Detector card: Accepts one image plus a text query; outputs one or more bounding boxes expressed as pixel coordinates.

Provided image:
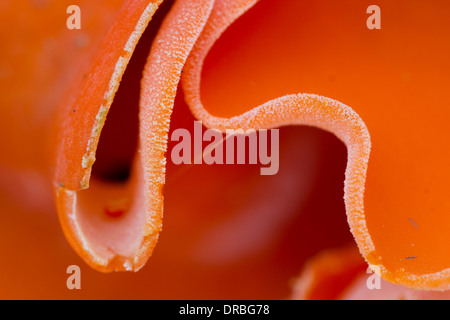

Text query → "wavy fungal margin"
[52,0,450,291]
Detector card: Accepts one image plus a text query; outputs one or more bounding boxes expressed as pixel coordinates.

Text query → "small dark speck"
[29,0,50,9]
[73,109,76,113]
[408,218,418,228]
[405,256,417,260]
[58,181,65,187]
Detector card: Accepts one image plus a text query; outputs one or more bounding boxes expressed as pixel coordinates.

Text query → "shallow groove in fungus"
[92,0,174,184]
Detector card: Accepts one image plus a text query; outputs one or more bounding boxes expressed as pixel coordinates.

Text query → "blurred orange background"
[0,0,449,299]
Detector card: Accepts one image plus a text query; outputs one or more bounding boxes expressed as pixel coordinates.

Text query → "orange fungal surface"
[1,0,450,299]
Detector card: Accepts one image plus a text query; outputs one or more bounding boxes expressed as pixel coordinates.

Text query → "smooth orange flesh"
[184,0,450,289]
